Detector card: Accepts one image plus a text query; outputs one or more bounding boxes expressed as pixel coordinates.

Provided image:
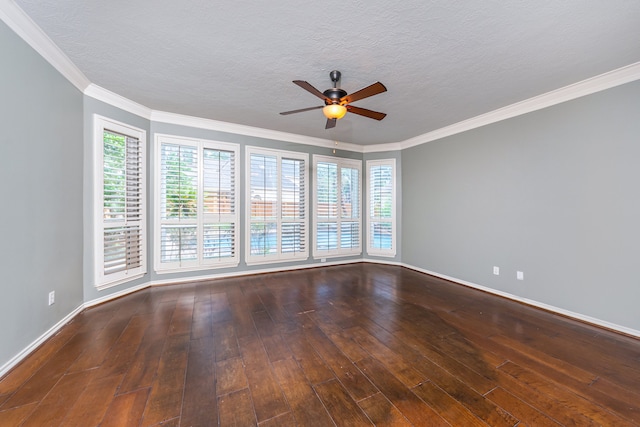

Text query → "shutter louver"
[160,143,198,264]
[282,158,305,254]
[102,130,144,279]
[203,148,236,261]
[367,161,395,255]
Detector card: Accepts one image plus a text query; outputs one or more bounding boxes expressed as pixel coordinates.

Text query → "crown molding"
[5,0,639,153]
[84,84,153,120]
[0,0,90,92]
[400,61,640,150]
[150,110,365,153]
[362,142,402,153]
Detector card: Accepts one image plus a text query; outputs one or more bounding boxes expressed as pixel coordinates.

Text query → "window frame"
[366,158,396,257]
[93,115,147,289]
[312,155,362,259]
[154,134,240,273]
[245,146,309,266]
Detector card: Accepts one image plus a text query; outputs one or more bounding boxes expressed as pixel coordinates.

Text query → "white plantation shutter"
[95,116,146,288]
[281,158,306,254]
[202,147,236,261]
[156,136,239,272]
[340,167,360,250]
[313,156,362,258]
[159,143,198,265]
[367,159,396,256]
[246,147,308,265]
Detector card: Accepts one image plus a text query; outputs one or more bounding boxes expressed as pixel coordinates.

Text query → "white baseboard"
[84,282,151,308]
[3,259,637,379]
[1,282,151,379]
[150,258,363,287]
[0,304,84,378]
[399,262,640,339]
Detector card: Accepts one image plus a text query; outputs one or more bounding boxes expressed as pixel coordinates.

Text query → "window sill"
[96,272,146,291]
[155,261,240,275]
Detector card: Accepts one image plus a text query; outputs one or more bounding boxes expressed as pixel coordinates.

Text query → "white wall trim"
[0,304,84,378]
[84,281,151,309]
[3,258,638,379]
[399,61,640,150]
[87,61,640,154]
[150,258,363,287]
[400,262,640,339]
[0,281,150,378]
[150,110,364,153]
[3,0,640,153]
[85,84,152,120]
[0,0,90,92]
[362,142,403,154]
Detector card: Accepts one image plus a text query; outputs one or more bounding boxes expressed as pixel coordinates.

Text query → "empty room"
[1,1,639,425]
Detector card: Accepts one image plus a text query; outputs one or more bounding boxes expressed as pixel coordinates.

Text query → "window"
[155,135,239,272]
[246,146,308,265]
[313,155,361,258]
[367,159,396,257]
[94,116,146,289]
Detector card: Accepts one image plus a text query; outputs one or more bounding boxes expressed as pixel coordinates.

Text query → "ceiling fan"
[280,70,387,129]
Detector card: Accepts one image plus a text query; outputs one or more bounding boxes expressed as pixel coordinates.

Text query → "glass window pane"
[103,131,126,221]
[316,162,338,218]
[204,223,235,259]
[250,154,278,220]
[250,222,277,255]
[204,149,235,215]
[316,222,338,251]
[341,168,359,219]
[282,223,304,253]
[340,222,359,249]
[371,222,393,249]
[160,225,197,263]
[160,144,198,220]
[282,158,304,220]
[370,165,393,219]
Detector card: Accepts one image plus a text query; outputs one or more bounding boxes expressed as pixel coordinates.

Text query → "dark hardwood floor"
[0,263,639,426]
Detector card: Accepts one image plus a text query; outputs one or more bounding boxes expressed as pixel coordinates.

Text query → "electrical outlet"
[321,258,326,263]
[517,271,524,280]
[48,291,55,306]
[493,266,500,275]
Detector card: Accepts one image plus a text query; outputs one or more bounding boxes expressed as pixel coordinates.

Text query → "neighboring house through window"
[94,115,146,289]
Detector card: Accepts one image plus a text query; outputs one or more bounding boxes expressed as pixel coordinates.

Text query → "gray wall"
[402,80,640,331]
[0,21,84,366]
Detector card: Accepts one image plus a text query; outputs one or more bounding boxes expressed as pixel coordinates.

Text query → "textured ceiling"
[13,0,640,145]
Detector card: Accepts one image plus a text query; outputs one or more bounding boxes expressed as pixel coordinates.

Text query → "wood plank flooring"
[1,263,639,426]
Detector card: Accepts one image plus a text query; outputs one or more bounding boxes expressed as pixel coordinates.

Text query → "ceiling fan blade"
[293,80,329,101]
[341,82,387,104]
[346,105,386,121]
[325,118,337,129]
[280,105,323,115]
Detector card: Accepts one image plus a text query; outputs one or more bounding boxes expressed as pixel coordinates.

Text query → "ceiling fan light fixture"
[323,104,347,120]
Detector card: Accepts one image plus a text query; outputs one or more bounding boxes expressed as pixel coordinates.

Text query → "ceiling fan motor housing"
[323,87,348,105]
